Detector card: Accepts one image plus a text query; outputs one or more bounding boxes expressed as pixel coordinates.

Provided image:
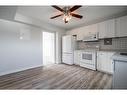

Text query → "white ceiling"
[17,6,127,30]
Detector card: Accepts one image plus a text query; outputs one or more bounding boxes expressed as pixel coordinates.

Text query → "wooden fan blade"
[52,5,64,12]
[69,5,82,12]
[71,13,83,19]
[50,14,63,19]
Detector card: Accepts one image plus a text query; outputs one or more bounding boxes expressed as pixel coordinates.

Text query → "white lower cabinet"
[97,51,115,74]
[74,50,115,74]
[74,51,81,65]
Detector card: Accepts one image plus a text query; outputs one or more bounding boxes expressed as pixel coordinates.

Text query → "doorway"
[42,31,55,65]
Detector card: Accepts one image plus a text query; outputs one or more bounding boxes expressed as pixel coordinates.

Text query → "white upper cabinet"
[66,24,98,41]
[116,15,127,37]
[66,15,127,39]
[98,19,115,38]
[77,24,98,41]
[66,27,86,41]
[76,27,86,41]
[86,24,98,35]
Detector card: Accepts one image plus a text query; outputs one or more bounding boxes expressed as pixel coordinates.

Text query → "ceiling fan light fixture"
[62,14,72,23]
[51,5,83,23]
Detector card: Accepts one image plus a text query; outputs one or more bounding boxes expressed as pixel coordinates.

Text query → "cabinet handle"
[113,61,115,71]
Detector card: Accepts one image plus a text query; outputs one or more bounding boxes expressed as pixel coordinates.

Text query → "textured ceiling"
[17,6,127,30]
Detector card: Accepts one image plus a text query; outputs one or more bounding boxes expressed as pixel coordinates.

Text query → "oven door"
[80,52,93,64]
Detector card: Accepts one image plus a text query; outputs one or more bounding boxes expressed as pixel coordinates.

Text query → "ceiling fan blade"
[69,5,82,12]
[71,13,83,19]
[52,5,64,12]
[50,14,63,19]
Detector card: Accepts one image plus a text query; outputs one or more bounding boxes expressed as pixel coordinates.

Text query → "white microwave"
[83,33,98,42]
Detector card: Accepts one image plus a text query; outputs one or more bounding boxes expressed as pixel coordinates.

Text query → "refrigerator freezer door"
[62,53,73,65]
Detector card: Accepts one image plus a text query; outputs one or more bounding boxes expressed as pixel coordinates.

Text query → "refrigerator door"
[62,35,73,53]
[62,53,73,65]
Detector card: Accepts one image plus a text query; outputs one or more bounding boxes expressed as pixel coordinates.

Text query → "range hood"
[82,33,99,42]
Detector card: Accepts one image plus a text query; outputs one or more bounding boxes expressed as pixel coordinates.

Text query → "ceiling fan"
[50,5,83,23]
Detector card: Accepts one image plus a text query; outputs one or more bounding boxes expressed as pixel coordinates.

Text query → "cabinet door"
[97,52,114,74]
[74,51,78,64]
[106,19,115,38]
[98,19,115,38]
[89,24,98,35]
[77,32,84,41]
[116,15,127,37]
[77,27,87,41]
[98,21,106,38]
[74,51,81,65]
[97,52,107,71]
[106,52,114,73]
[77,24,98,40]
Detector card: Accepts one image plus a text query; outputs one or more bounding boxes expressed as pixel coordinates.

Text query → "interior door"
[43,32,55,65]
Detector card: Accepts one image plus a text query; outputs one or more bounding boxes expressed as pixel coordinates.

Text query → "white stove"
[79,49,97,70]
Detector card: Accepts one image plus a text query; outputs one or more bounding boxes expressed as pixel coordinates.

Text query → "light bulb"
[20,36,23,40]
[66,17,70,21]
[62,13,72,23]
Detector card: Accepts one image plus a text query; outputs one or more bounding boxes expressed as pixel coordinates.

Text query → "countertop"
[111,52,127,62]
[75,49,127,52]
[75,49,98,52]
[99,49,127,52]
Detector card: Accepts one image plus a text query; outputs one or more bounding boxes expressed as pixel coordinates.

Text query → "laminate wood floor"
[0,64,112,89]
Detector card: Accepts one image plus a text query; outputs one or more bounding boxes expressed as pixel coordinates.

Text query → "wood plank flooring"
[0,64,112,89]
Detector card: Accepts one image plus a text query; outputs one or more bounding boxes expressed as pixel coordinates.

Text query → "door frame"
[42,31,56,65]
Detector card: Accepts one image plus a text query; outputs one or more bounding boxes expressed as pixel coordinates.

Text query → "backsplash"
[77,37,127,50]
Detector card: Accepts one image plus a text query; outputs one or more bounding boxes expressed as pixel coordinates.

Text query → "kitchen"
[1,0,127,94]
[0,6,127,89]
[62,15,127,89]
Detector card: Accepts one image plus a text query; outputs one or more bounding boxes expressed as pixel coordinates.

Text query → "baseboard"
[97,69,113,75]
[0,65,43,77]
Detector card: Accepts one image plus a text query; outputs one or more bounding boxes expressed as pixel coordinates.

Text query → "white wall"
[56,31,65,63]
[0,7,66,75]
[0,19,43,76]
[14,13,66,64]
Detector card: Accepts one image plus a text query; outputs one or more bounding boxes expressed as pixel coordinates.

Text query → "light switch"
[19,28,31,40]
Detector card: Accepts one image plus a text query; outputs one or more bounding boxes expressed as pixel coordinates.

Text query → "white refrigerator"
[62,35,76,65]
